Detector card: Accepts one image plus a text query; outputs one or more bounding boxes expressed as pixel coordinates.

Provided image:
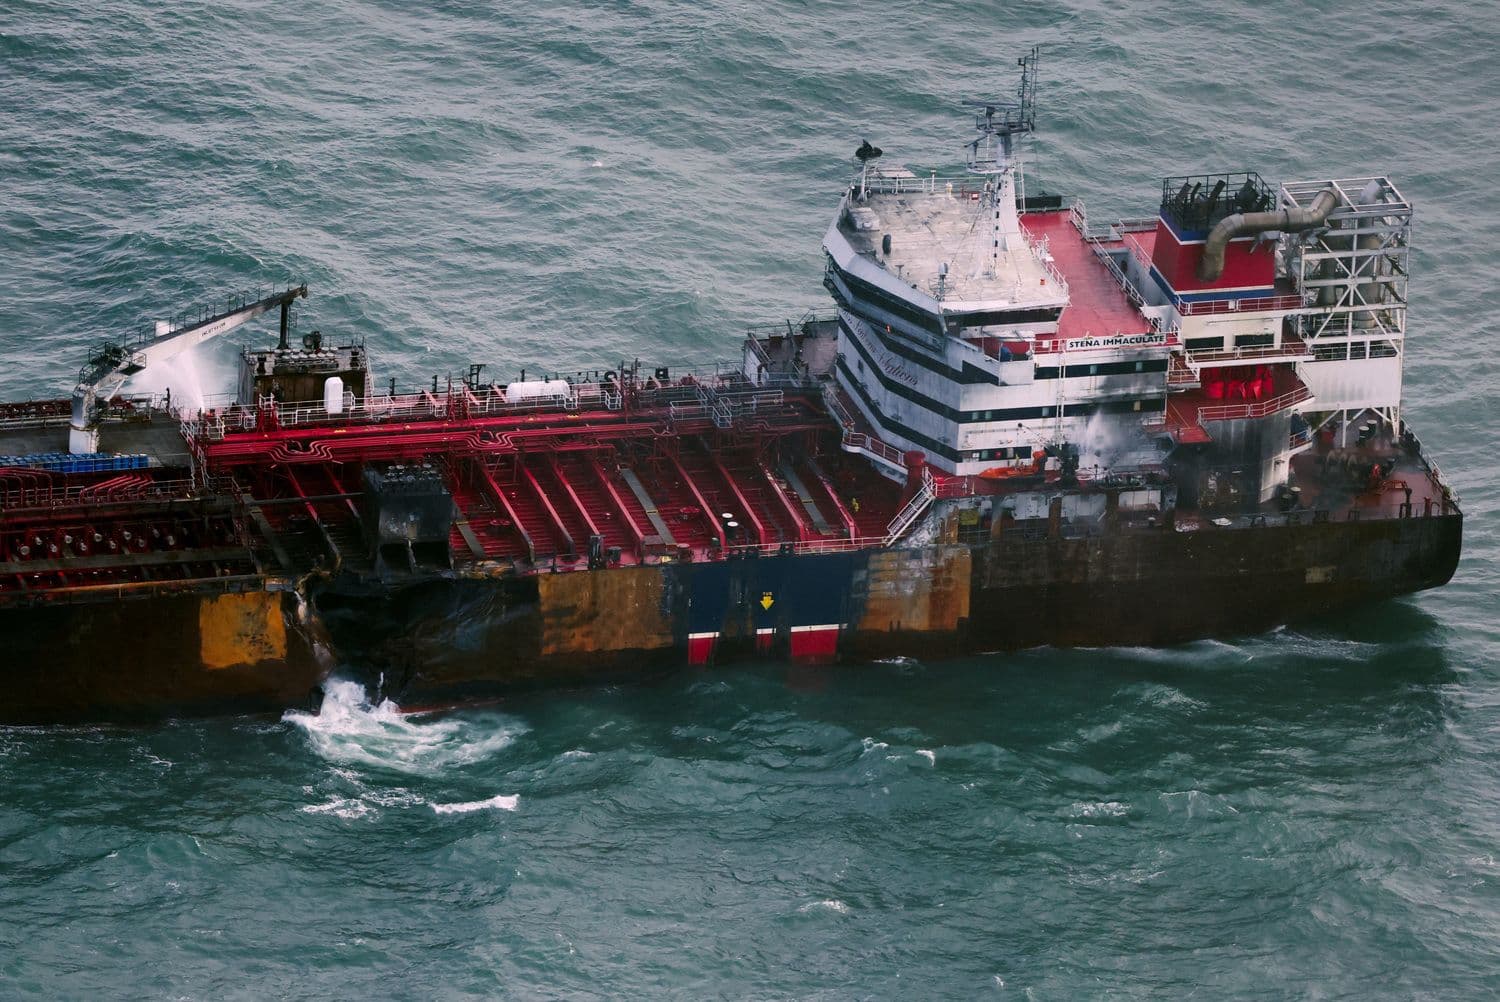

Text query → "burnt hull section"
[964,513,1462,649]
[0,588,327,724]
[0,514,1459,722]
[317,513,1461,708]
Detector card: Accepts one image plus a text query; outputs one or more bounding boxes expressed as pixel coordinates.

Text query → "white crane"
[68,284,307,453]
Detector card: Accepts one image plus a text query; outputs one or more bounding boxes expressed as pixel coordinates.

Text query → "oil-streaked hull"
[0,513,1460,723]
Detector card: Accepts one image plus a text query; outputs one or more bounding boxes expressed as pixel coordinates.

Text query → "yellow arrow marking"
[760,592,775,611]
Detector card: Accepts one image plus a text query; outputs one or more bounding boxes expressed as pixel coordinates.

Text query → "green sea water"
[2,1,1498,996]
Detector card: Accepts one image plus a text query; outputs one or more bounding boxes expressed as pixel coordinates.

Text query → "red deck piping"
[544,454,603,545]
[520,462,576,557]
[708,452,770,546]
[666,453,726,551]
[476,462,534,563]
[758,459,810,543]
[588,458,647,558]
[805,460,859,540]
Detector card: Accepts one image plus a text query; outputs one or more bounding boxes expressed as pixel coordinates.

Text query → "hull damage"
[1,587,328,724]
[0,508,1460,723]
[0,57,1466,722]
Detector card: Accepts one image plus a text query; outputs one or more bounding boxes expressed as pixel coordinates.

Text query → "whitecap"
[1068,800,1131,820]
[1124,682,1208,712]
[1159,789,1240,818]
[797,899,850,915]
[430,794,519,815]
[916,749,935,765]
[1078,720,1123,743]
[284,679,525,775]
[301,797,373,820]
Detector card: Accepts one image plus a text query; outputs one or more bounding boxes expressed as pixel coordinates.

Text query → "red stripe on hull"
[687,634,717,666]
[789,626,839,663]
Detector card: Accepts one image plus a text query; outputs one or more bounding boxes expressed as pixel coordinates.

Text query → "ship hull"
[0,587,329,724]
[319,512,1463,708]
[0,513,1460,722]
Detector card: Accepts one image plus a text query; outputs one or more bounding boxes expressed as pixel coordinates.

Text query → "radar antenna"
[851,138,885,200]
[962,45,1039,174]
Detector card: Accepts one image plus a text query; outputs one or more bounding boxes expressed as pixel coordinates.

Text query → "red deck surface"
[1020,210,1155,345]
[1163,396,1213,445]
[1289,445,1449,521]
[1123,229,1158,272]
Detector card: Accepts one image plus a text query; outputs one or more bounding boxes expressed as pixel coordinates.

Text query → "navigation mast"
[961,46,1040,257]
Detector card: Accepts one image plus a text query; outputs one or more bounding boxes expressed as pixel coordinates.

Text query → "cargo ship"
[0,51,1461,722]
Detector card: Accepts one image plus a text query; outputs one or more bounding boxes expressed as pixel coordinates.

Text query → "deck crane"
[68,284,307,453]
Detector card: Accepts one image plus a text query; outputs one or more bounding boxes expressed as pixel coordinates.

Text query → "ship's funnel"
[1197,187,1338,282]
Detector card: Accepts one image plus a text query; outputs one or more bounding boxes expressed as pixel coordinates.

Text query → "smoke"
[1076,410,1155,475]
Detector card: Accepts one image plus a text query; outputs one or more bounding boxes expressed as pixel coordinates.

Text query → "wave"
[796,899,851,915]
[284,679,526,775]
[430,794,520,815]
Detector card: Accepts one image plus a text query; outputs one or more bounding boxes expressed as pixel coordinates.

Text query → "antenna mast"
[962,45,1039,175]
[961,46,1040,259]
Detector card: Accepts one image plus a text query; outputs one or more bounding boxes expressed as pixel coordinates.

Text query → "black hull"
[0,587,329,724]
[0,513,1462,723]
[322,512,1463,707]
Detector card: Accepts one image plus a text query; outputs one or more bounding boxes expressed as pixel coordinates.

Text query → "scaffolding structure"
[1281,177,1412,436]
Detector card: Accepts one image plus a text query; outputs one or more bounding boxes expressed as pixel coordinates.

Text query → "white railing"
[1069,198,1088,235]
[862,172,985,197]
[1196,384,1314,423]
[883,466,935,544]
[0,475,197,511]
[1089,241,1145,308]
[744,333,776,375]
[1183,336,1313,367]
[1027,235,1071,296]
[724,535,890,558]
[819,382,908,477]
[189,384,585,435]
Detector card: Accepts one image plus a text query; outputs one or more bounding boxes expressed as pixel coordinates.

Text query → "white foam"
[797,899,851,915]
[284,679,525,775]
[1159,789,1240,818]
[430,794,519,815]
[1069,800,1131,820]
[302,796,373,820]
[916,749,936,765]
[1079,720,1124,743]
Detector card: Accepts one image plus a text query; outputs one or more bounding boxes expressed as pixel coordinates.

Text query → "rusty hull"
[0,585,329,723]
[317,512,1461,708]
[0,513,1462,722]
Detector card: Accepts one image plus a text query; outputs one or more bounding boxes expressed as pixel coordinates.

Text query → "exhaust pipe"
[1196,187,1339,282]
